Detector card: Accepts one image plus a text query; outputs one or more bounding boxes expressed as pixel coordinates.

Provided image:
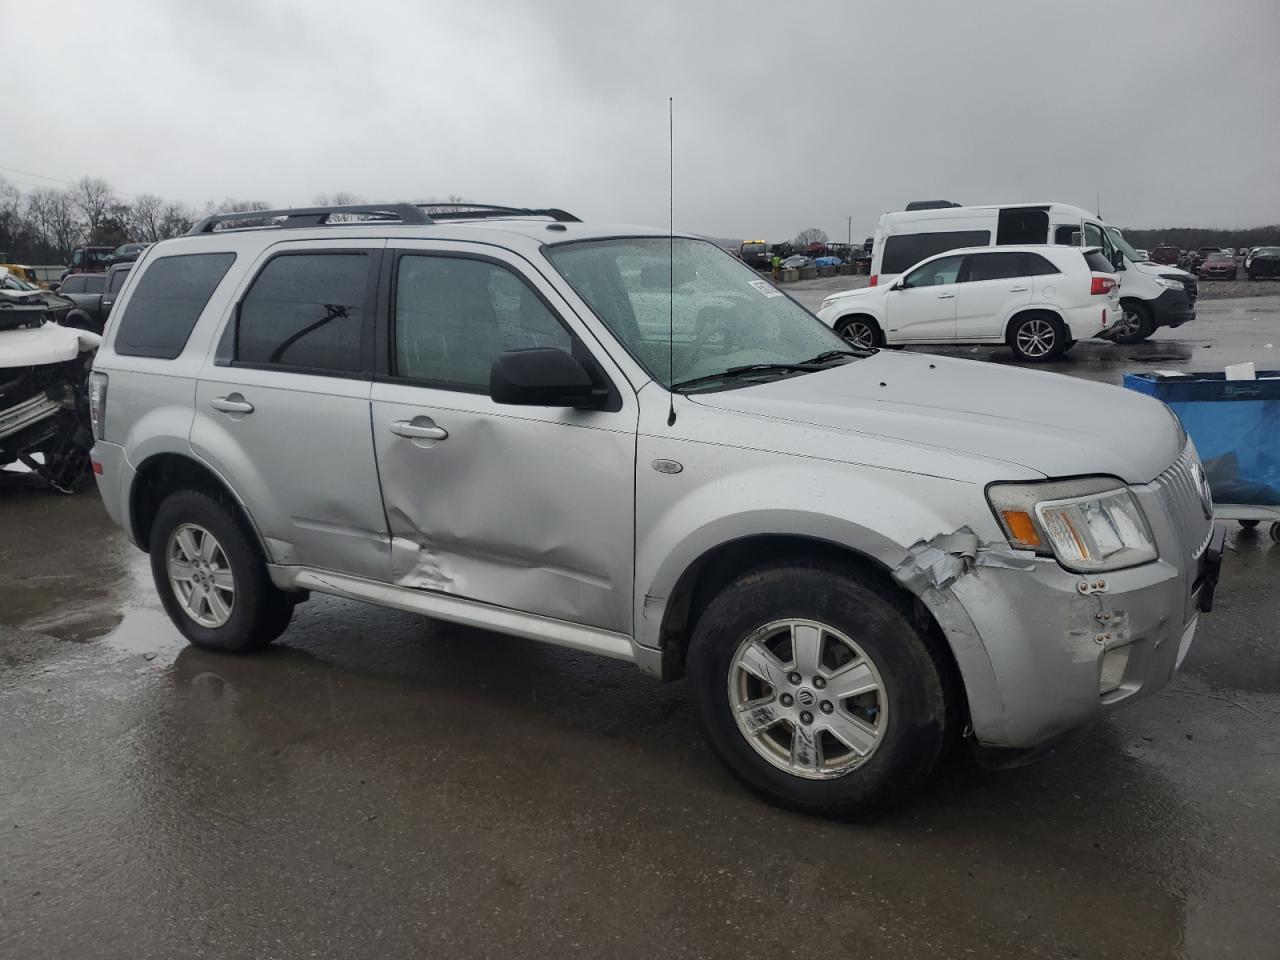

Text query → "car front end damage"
[0,315,102,492]
[892,442,1220,756]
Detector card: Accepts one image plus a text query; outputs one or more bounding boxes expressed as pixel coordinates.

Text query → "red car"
[1198,251,1237,279]
[1149,246,1180,266]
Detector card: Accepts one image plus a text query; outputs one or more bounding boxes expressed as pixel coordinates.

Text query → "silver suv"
[90,203,1224,817]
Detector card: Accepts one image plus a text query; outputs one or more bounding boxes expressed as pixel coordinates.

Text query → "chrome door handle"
[937,293,956,299]
[1009,285,1029,292]
[390,419,448,441]
[210,394,254,415]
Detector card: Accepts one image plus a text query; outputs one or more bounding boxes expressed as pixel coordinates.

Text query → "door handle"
[1009,285,1029,292]
[390,419,448,441]
[210,394,254,415]
[937,293,956,299]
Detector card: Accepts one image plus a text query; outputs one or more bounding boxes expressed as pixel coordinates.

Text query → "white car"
[817,245,1119,362]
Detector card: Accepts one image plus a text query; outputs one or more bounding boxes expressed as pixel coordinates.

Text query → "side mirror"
[891,278,907,290]
[489,348,604,408]
[1111,250,1125,271]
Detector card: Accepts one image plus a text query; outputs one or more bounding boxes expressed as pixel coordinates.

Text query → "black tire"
[1007,313,1066,362]
[686,562,951,818]
[1270,523,1280,545]
[149,489,294,653]
[835,314,883,349]
[1114,300,1154,344]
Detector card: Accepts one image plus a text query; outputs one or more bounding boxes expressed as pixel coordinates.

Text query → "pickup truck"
[59,264,133,332]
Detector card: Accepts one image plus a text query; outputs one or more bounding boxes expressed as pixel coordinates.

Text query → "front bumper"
[945,449,1218,750]
[1148,287,1195,329]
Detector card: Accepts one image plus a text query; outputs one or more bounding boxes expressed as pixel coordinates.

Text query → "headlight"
[1154,277,1184,290]
[987,477,1157,572]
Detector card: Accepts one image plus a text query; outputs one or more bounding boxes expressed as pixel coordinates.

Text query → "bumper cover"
[1148,287,1195,329]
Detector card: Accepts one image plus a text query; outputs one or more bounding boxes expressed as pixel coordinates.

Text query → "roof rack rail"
[188,202,580,235]
[416,203,581,223]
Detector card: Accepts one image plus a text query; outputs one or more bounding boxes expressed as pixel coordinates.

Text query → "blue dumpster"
[1125,371,1280,537]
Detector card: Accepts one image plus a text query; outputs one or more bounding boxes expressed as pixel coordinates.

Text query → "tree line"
[1117,225,1280,252]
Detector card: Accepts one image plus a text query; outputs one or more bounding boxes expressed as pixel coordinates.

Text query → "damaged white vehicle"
[90,204,1223,817]
[1,295,100,492]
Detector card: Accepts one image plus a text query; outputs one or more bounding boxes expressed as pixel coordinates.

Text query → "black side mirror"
[1111,250,1125,271]
[490,348,604,408]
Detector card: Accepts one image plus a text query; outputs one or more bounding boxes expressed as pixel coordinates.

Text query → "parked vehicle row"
[86,201,1222,817]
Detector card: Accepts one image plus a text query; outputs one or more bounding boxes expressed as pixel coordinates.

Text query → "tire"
[1113,300,1154,344]
[1271,523,1280,545]
[148,489,294,653]
[686,562,951,818]
[835,314,882,349]
[1007,313,1066,362]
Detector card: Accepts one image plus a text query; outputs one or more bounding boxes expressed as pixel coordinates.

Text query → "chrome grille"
[1151,443,1214,561]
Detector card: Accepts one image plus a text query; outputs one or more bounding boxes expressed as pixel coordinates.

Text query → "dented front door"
[369,244,638,633]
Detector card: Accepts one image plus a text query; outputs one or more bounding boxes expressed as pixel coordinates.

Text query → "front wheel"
[1113,300,1154,344]
[835,315,882,349]
[1007,314,1066,361]
[149,490,295,653]
[686,563,951,818]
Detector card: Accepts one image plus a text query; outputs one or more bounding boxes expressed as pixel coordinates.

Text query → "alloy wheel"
[839,319,876,349]
[167,523,236,627]
[1015,318,1056,358]
[727,619,888,779]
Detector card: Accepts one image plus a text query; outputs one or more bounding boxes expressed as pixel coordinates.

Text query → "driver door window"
[903,255,965,288]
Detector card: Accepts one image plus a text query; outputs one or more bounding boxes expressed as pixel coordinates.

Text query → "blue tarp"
[813,256,842,267]
[1125,371,1280,506]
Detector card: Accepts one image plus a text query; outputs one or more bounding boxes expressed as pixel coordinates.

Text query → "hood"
[821,284,889,308]
[689,351,1181,484]
[0,323,102,369]
[1131,259,1192,281]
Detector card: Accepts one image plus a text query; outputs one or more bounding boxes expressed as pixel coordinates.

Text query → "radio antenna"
[667,96,677,427]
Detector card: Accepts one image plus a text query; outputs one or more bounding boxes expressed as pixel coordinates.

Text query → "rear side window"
[965,252,1026,282]
[1054,225,1081,245]
[881,230,989,274]
[1083,250,1114,273]
[108,269,130,293]
[114,253,236,359]
[1023,253,1060,276]
[235,252,371,374]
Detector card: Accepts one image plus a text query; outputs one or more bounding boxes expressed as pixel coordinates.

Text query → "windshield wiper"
[800,347,874,363]
[671,362,826,393]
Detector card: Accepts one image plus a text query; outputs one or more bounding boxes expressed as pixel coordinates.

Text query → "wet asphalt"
[3,294,1279,959]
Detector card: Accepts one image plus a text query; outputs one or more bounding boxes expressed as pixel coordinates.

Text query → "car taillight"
[88,371,108,441]
[1090,276,1116,295]
[869,274,878,287]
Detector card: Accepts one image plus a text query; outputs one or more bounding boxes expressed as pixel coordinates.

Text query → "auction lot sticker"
[748,279,782,298]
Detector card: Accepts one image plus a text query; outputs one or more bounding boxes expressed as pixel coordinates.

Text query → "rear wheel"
[686,563,950,818]
[835,315,882,349]
[1113,300,1153,344]
[149,490,295,653]
[1007,313,1066,362]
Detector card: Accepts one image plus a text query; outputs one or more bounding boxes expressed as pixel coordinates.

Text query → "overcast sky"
[7,0,1279,241]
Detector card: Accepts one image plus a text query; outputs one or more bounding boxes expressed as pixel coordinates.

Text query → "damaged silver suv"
[90,203,1224,816]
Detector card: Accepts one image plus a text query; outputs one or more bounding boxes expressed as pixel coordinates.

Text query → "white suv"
[817,245,1119,361]
[89,203,1221,818]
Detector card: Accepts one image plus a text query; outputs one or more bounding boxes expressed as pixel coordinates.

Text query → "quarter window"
[114,253,236,359]
[236,253,370,374]
[393,255,572,391]
[904,255,965,287]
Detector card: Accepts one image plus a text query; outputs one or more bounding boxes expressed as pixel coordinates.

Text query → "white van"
[869,202,1197,343]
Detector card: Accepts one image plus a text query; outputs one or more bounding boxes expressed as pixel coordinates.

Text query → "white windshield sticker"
[748,279,783,298]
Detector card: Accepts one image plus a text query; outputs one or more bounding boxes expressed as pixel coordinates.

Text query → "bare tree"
[793,227,829,248]
[72,176,117,243]
[128,194,167,242]
[27,189,82,261]
[314,191,366,207]
[159,202,194,238]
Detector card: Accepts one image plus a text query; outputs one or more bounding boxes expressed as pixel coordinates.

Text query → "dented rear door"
[369,242,639,633]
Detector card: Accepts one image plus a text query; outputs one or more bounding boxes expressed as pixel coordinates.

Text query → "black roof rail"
[188,201,580,235]
[188,203,431,234]
[416,203,580,223]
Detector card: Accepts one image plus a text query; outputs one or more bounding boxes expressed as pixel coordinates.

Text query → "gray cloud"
[9,0,1279,242]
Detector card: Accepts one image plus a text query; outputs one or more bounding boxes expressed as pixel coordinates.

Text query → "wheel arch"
[1003,306,1066,343]
[129,452,268,559]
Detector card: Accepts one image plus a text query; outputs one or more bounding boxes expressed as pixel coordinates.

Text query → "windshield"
[545,237,851,391]
[0,273,35,290]
[1208,252,1233,262]
[1105,227,1144,263]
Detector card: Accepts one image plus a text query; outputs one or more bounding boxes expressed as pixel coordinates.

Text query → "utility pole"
[846,215,853,247]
